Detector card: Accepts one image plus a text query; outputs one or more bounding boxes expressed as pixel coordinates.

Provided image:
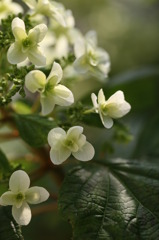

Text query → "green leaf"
[0,206,24,240]
[82,113,103,128]
[59,159,159,240]
[0,149,12,173]
[14,114,57,147]
[0,150,12,184]
[133,114,159,159]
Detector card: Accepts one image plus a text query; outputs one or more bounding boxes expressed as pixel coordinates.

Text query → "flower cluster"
[0,0,131,228]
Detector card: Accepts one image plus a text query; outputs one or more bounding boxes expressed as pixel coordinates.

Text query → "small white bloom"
[25,62,74,115]
[74,31,110,81]
[7,17,47,66]
[91,89,131,128]
[0,170,49,226]
[0,0,23,23]
[48,126,95,165]
[23,0,66,27]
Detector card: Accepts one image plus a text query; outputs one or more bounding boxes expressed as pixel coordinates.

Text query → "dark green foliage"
[14,114,57,147]
[0,206,24,240]
[133,113,159,159]
[0,65,34,106]
[59,159,159,240]
[0,150,12,173]
[0,150,12,183]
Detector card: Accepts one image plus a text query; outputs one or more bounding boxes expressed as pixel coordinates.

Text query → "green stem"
[83,107,96,114]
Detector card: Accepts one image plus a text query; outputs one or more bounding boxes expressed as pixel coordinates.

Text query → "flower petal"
[26,187,49,204]
[107,102,131,118]
[54,35,69,59]
[98,89,105,104]
[91,93,98,112]
[40,95,55,115]
[12,202,31,226]
[47,62,63,84]
[25,70,46,93]
[74,38,85,58]
[106,91,131,118]
[99,111,113,129]
[72,141,95,161]
[73,55,88,74]
[7,43,27,64]
[51,8,66,27]
[85,31,97,46]
[12,17,27,41]
[0,191,16,206]
[49,145,71,165]
[107,90,124,103]
[28,24,48,43]
[11,2,23,15]
[77,134,86,148]
[67,126,83,140]
[53,85,74,106]
[48,127,66,148]
[28,47,46,66]
[9,170,30,193]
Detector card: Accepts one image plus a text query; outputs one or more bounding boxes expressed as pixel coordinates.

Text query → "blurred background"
[3,0,159,239]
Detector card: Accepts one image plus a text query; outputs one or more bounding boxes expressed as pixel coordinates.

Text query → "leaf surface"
[59,159,159,240]
[14,114,57,147]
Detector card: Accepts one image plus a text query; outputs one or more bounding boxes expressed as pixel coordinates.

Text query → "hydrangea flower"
[23,0,66,26]
[7,17,47,66]
[47,9,76,60]
[25,62,74,115]
[48,126,95,165]
[91,89,131,128]
[0,0,23,23]
[0,170,49,226]
[74,31,110,81]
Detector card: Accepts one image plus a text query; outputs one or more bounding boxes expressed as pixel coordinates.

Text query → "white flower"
[0,170,49,226]
[23,0,66,26]
[74,31,110,81]
[0,0,23,23]
[48,126,95,165]
[7,17,47,66]
[25,62,74,115]
[91,89,131,128]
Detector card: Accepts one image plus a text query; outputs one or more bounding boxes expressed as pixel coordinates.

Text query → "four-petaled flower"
[23,0,66,26]
[0,170,49,226]
[91,89,131,128]
[74,31,110,81]
[48,126,95,165]
[25,62,74,115]
[7,17,47,66]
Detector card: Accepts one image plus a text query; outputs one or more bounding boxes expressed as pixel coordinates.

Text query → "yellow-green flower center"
[16,192,24,201]
[64,138,79,152]
[22,37,32,49]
